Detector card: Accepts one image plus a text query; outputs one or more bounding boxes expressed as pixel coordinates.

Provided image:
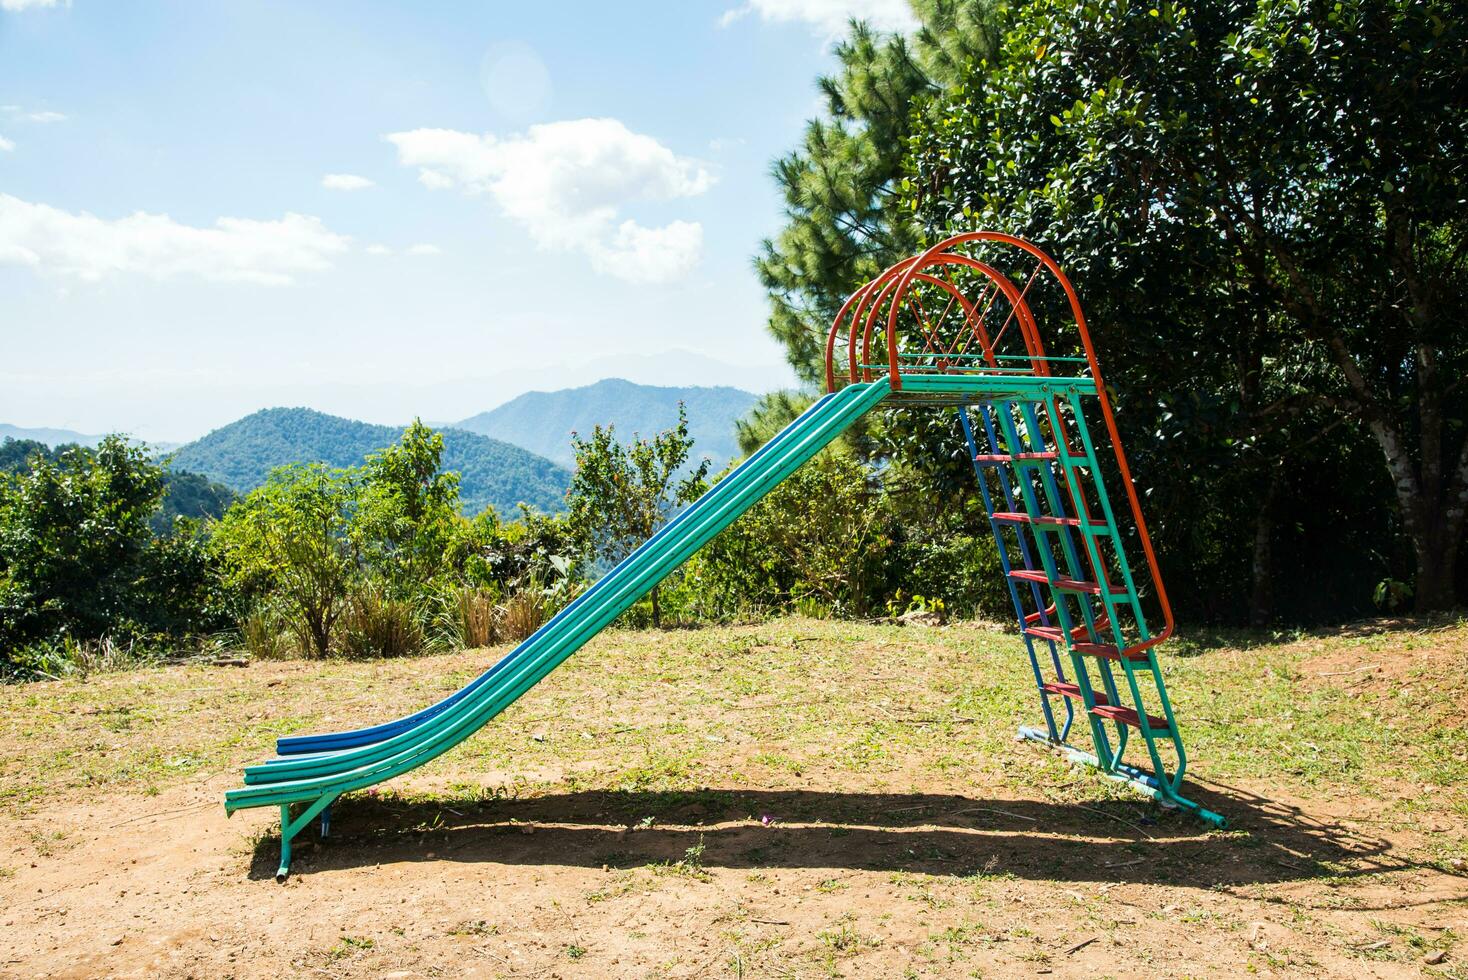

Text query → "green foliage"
[151,469,235,535]
[212,463,358,658]
[733,390,816,457]
[170,406,570,517]
[1,437,237,536]
[568,405,710,627]
[886,592,945,619]
[8,634,163,680]
[675,448,1007,623]
[907,0,1467,616]
[212,421,580,659]
[134,518,237,636]
[459,505,580,595]
[0,438,54,474]
[353,421,461,597]
[0,437,176,659]
[691,451,884,617]
[755,2,1002,386]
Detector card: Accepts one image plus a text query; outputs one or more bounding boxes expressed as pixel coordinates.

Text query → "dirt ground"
[1,618,1465,978]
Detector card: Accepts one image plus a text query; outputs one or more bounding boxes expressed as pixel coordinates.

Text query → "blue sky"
[0,0,914,442]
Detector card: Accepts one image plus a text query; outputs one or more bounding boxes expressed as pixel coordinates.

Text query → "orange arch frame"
[823,232,1175,654]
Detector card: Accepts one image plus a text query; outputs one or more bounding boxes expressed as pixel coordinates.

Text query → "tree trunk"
[1363,415,1467,612]
[651,584,662,629]
[1412,527,1459,612]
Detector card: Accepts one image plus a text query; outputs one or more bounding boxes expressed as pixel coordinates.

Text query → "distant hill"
[169,407,569,516]
[453,379,758,470]
[0,423,105,448]
[0,424,179,454]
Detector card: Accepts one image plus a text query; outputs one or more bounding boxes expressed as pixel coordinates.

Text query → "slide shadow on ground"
[251,779,1459,907]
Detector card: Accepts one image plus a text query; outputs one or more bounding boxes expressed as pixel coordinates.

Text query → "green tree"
[213,464,359,657]
[755,1,1002,387]
[0,437,168,653]
[567,406,710,627]
[135,517,236,637]
[354,420,462,597]
[910,0,1468,612]
[690,450,886,616]
[733,390,816,457]
[741,2,1012,614]
[460,504,581,595]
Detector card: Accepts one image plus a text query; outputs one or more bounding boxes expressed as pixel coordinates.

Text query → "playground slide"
[225,379,890,873]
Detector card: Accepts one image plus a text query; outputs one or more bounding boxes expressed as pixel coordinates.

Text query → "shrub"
[212,463,358,658]
[10,634,160,680]
[239,605,298,661]
[338,585,424,659]
[455,586,500,649]
[500,586,549,643]
[0,436,174,660]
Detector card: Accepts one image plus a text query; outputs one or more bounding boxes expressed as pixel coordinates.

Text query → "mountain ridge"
[170,407,569,516]
[452,378,757,470]
[0,423,107,448]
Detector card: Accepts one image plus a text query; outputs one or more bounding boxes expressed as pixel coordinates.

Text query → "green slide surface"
[224,379,890,826]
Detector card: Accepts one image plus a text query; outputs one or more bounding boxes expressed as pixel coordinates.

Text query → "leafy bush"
[0,436,236,668]
[685,450,887,618]
[212,463,358,658]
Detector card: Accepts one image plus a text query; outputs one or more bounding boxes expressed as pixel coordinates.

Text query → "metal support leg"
[276,792,339,882]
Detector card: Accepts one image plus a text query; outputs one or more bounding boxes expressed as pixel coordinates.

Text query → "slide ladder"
[958,390,1221,825]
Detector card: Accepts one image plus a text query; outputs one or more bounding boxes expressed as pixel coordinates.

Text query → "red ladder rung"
[1043,680,1099,703]
[992,511,1082,528]
[1023,628,1128,660]
[1008,569,1127,597]
[1074,641,1130,660]
[1090,703,1171,731]
[974,451,1058,464]
[1025,625,1065,644]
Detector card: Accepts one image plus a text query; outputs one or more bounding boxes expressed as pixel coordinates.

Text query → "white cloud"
[405,243,441,256]
[586,220,702,284]
[719,0,917,34]
[2,105,67,123]
[385,118,712,284]
[0,135,13,152]
[321,173,375,192]
[0,193,349,285]
[365,243,392,255]
[1,0,67,11]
